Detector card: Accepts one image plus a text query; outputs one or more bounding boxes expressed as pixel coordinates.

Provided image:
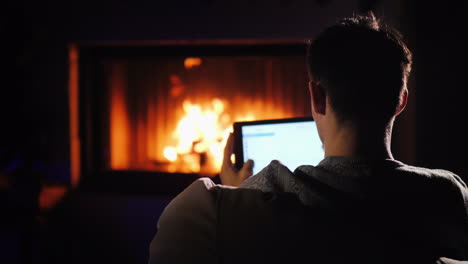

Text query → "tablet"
[233,117,324,175]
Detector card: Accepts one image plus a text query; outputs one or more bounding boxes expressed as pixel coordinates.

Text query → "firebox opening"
[74,41,311,179]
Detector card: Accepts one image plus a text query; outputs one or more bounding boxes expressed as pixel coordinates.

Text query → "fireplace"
[69,40,310,194]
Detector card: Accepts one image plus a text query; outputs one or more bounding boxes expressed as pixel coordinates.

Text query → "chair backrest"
[436,258,468,264]
[214,186,439,264]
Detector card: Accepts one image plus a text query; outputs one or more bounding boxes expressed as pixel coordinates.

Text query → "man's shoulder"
[163,178,218,209]
[149,178,248,263]
[240,160,296,190]
[163,178,266,214]
[395,163,468,192]
[173,177,303,216]
[156,178,219,227]
[393,163,468,224]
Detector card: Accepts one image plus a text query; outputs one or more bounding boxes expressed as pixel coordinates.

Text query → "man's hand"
[220,133,254,187]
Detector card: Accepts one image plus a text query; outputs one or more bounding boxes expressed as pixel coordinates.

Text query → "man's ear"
[309,81,326,115]
[395,88,408,116]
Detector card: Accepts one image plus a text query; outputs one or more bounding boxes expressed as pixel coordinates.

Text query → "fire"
[163,147,178,162]
[184,57,202,69]
[163,98,238,175]
[110,64,130,170]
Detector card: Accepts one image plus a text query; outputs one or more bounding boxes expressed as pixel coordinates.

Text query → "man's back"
[149,157,468,263]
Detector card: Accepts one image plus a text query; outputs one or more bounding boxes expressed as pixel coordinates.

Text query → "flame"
[162,97,293,175]
[164,98,241,174]
[163,147,178,162]
[184,57,202,69]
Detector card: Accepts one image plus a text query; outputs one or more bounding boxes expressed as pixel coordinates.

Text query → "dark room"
[1,0,467,263]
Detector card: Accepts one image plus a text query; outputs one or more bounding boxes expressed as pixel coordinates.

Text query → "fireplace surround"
[69,40,310,195]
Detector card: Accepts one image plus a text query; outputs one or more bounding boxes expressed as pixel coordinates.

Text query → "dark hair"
[307,13,412,124]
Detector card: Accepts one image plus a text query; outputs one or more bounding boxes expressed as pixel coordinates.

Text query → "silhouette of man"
[149,13,468,264]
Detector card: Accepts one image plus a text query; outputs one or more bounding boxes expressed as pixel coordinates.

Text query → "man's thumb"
[241,159,254,177]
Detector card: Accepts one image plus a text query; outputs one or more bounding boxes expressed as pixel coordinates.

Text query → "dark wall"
[406,1,468,180]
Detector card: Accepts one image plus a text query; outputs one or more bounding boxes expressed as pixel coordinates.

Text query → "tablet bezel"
[233,116,315,170]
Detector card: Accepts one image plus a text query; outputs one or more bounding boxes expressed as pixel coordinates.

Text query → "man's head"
[307,13,412,127]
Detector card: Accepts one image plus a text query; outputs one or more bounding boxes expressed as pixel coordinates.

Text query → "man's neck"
[323,122,394,160]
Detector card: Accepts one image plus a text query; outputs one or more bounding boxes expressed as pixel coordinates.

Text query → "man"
[149,13,468,264]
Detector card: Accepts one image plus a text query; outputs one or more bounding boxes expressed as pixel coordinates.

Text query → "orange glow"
[162,98,289,175]
[69,44,80,187]
[39,185,68,211]
[105,62,298,174]
[74,49,308,177]
[110,64,130,169]
[107,92,291,174]
[184,57,202,69]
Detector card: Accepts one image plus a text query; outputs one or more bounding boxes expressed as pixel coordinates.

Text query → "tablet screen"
[236,118,324,175]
